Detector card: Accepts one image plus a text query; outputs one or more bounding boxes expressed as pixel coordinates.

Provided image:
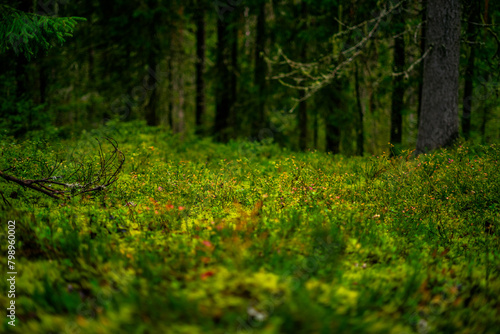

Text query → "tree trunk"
[325,80,342,154]
[214,16,232,142]
[253,0,266,137]
[195,3,206,135]
[417,0,427,124]
[297,0,308,151]
[298,91,308,151]
[175,7,186,135]
[416,0,461,154]
[145,3,160,127]
[355,62,364,156]
[462,0,479,140]
[390,11,405,148]
[229,18,238,136]
[167,55,174,130]
[313,109,318,149]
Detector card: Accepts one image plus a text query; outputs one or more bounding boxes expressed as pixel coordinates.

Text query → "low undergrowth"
[1,121,499,333]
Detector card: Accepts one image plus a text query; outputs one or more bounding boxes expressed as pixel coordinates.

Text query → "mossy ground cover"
[1,122,499,334]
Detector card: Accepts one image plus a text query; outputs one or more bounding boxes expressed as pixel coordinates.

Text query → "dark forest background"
[1,0,499,155]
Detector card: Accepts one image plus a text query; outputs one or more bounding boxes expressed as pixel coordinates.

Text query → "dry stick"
[0,137,125,200]
[0,171,62,199]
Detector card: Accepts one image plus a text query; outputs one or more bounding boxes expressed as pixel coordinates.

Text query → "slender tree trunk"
[15,0,32,100]
[253,0,266,137]
[462,0,479,140]
[298,1,308,151]
[355,62,364,156]
[324,3,343,154]
[195,3,206,135]
[175,8,186,135]
[326,113,341,154]
[38,61,47,104]
[416,0,461,154]
[174,63,185,135]
[298,91,308,151]
[167,55,174,130]
[390,11,405,148]
[145,3,160,127]
[313,110,318,149]
[417,0,427,124]
[230,18,238,136]
[214,16,232,142]
[325,81,342,154]
[480,106,488,144]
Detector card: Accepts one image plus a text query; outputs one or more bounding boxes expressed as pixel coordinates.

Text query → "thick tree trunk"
[195,4,206,135]
[253,1,266,137]
[417,0,427,124]
[462,1,479,140]
[416,0,461,154]
[390,12,405,147]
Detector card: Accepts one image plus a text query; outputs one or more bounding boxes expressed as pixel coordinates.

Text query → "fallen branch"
[0,137,125,201]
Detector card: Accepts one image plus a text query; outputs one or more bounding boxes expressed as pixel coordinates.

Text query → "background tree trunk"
[416,0,461,154]
[253,1,267,137]
[325,81,342,154]
[214,14,237,142]
[462,0,480,140]
[298,1,308,151]
[145,1,160,127]
[390,11,405,148]
[195,3,206,135]
[417,0,427,124]
[355,62,364,156]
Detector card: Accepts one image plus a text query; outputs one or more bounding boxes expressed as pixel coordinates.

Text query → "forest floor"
[1,121,499,333]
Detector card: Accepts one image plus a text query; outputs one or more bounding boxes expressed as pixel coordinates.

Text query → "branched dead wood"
[0,137,125,201]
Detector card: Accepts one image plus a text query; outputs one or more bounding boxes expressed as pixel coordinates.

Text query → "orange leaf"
[201,271,215,280]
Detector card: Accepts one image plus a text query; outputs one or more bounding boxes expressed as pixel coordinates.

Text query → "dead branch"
[267,0,413,110]
[0,137,125,201]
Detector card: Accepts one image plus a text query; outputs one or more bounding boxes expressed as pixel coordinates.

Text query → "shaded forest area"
[2,0,499,155]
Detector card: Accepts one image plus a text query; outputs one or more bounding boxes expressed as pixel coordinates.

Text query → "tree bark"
[145,1,160,127]
[390,11,405,147]
[253,0,267,137]
[195,3,206,135]
[417,0,427,124]
[298,91,308,151]
[167,55,174,130]
[325,80,342,154]
[416,0,461,154]
[355,62,364,156]
[298,1,308,151]
[462,0,479,140]
[214,15,235,142]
